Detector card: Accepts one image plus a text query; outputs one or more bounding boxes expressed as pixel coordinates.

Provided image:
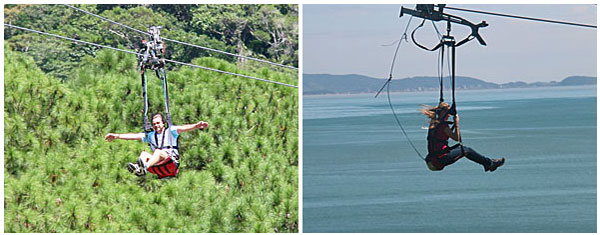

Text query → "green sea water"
[303,86,596,233]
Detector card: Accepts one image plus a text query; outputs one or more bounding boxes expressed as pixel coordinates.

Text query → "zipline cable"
[161,38,297,70]
[445,6,597,28]
[6,24,138,56]
[63,4,298,70]
[4,23,298,88]
[164,59,297,88]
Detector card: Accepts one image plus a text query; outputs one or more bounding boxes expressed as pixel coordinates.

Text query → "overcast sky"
[303,4,597,83]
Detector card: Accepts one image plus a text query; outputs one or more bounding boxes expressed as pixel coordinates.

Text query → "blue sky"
[303,4,597,83]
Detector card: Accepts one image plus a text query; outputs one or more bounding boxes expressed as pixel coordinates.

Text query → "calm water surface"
[303,86,596,233]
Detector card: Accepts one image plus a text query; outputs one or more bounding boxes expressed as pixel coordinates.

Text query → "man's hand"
[105,133,119,142]
[195,121,209,130]
[453,114,459,124]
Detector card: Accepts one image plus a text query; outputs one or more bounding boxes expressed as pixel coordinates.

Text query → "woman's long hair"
[419,102,450,128]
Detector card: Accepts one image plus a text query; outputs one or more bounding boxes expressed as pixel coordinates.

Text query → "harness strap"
[148,144,180,151]
[141,71,152,132]
[426,125,448,153]
[148,129,179,151]
[158,68,173,128]
[139,29,172,132]
[156,146,179,150]
[426,143,462,158]
[411,19,444,52]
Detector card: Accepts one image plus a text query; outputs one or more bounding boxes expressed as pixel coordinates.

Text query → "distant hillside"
[559,76,598,86]
[303,74,596,95]
[303,74,381,94]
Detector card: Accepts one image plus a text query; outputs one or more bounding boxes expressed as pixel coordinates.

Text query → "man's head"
[151,113,166,133]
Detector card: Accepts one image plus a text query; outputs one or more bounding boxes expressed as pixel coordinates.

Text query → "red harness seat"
[147,157,179,179]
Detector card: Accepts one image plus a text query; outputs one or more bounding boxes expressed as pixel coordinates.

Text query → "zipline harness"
[376,4,488,161]
[138,26,173,131]
[137,26,179,179]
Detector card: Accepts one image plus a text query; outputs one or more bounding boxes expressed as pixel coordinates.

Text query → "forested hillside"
[4,4,298,233]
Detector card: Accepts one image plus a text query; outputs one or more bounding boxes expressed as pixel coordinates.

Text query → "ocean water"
[302,86,596,233]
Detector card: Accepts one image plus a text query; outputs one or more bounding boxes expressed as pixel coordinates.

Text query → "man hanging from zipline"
[105,26,209,179]
[105,113,208,178]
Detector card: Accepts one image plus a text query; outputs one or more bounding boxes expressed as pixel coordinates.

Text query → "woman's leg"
[438,146,493,168]
[461,146,492,167]
[437,147,463,167]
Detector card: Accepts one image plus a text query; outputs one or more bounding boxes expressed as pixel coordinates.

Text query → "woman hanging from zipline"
[421,102,505,172]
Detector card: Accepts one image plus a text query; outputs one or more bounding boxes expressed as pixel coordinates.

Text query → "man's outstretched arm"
[175,121,209,134]
[105,133,145,142]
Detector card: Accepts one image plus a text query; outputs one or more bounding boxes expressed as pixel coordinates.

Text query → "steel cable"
[63,4,298,70]
[5,23,297,88]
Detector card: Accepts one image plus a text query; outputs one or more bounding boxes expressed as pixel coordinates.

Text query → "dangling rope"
[375,16,413,98]
[374,16,426,161]
[386,83,425,160]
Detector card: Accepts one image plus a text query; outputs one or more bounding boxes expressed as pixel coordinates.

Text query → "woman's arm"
[105,133,145,142]
[443,115,461,141]
[175,121,209,134]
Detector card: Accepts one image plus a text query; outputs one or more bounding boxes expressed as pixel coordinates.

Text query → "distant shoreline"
[303,74,596,95]
[303,84,597,97]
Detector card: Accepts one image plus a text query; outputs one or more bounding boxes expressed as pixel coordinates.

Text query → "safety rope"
[4,23,297,88]
[374,16,426,161]
[387,16,414,82]
[63,4,298,70]
[386,84,425,161]
[374,16,413,98]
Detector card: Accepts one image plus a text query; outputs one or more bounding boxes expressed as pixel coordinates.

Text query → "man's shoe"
[127,162,139,174]
[127,162,145,176]
[137,158,147,176]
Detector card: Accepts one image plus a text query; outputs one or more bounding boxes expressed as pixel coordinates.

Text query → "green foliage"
[4,44,298,232]
[191,4,298,67]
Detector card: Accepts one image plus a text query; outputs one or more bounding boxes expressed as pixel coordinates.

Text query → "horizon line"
[302,73,597,84]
